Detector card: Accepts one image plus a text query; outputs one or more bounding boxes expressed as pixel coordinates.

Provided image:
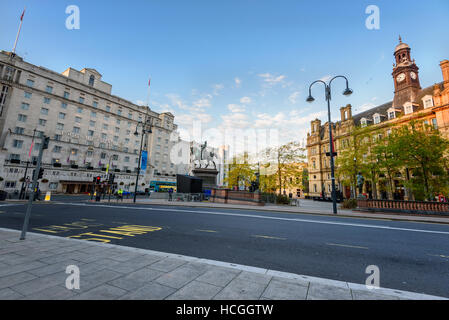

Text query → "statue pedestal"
[192,169,218,190]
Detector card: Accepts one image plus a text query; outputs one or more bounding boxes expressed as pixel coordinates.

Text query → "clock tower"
[392,36,421,108]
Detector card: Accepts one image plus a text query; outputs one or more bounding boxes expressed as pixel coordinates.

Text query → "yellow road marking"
[196,229,218,233]
[252,235,286,240]
[326,243,369,250]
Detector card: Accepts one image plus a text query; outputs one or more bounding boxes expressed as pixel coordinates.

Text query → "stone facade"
[0,50,179,194]
[306,39,449,200]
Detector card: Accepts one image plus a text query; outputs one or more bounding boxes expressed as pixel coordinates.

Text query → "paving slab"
[166,280,222,300]
[262,278,309,300]
[70,284,127,300]
[195,267,241,288]
[108,268,164,291]
[154,264,207,289]
[119,282,176,300]
[306,282,353,300]
[213,278,268,300]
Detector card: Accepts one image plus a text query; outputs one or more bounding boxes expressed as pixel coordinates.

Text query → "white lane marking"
[55,202,449,236]
[0,204,21,207]
[326,243,369,250]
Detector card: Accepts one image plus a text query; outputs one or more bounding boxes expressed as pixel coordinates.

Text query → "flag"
[28,140,34,158]
[20,8,25,21]
[148,77,151,87]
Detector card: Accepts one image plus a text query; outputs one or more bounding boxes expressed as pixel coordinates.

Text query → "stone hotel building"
[0,50,180,194]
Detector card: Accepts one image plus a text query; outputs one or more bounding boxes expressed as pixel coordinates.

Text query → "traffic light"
[42,136,50,150]
[33,168,44,179]
[96,176,101,183]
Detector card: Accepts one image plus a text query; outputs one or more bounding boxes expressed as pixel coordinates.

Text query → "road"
[1,200,448,297]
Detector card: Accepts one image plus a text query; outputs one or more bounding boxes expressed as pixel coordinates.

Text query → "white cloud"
[228,104,246,113]
[240,96,251,104]
[221,112,250,129]
[258,73,286,87]
[212,84,224,95]
[288,91,301,104]
[136,100,147,106]
[320,75,332,83]
[235,77,242,88]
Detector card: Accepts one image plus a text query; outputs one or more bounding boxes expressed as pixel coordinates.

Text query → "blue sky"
[1,0,449,147]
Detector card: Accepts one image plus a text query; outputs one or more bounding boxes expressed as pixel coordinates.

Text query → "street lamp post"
[133,115,152,203]
[307,76,353,214]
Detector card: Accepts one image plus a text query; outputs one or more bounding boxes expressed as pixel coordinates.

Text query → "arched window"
[89,75,95,86]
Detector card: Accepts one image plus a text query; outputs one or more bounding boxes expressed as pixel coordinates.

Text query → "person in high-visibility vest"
[117,188,123,202]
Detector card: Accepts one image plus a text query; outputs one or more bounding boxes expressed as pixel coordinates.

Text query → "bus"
[150,181,176,192]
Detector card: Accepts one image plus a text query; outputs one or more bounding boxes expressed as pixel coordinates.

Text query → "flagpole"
[147,77,151,108]
[12,8,26,55]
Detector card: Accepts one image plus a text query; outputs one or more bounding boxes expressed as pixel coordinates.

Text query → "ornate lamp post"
[133,115,152,203]
[306,76,353,214]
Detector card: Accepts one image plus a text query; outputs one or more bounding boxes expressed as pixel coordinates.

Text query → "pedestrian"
[117,188,123,202]
[168,188,173,201]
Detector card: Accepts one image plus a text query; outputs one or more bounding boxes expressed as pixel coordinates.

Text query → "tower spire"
[399,35,402,44]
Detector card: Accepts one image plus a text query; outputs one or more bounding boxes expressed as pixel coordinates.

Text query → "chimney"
[441,60,449,83]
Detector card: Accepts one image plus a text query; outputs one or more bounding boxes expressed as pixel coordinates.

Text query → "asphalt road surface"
[1,201,448,297]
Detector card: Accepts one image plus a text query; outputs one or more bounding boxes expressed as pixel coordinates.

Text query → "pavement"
[95,198,449,225]
[0,228,446,300]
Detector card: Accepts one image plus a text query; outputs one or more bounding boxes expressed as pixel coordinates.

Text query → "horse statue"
[190,141,217,170]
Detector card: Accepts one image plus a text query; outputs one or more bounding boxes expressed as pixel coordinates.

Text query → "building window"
[360,118,367,128]
[404,104,413,115]
[43,97,51,104]
[26,79,34,87]
[18,114,27,122]
[106,106,111,112]
[12,139,23,148]
[101,133,107,140]
[45,86,53,94]
[59,112,66,119]
[75,116,82,123]
[41,108,49,115]
[5,181,16,189]
[56,123,64,130]
[89,75,95,86]
[88,130,94,137]
[93,101,98,108]
[77,107,83,113]
[79,97,85,104]
[63,91,70,99]
[91,111,97,118]
[89,120,96,127]
[21,102,29,110]
[49,183,58,190]
[373,114,380,124]
[61,102,68,109]
[388,111,395,120]
[53,146,62,153]
[432,118,438,129]
[73,127,80,134]
[24,92,32,99]
[14,127,24,134]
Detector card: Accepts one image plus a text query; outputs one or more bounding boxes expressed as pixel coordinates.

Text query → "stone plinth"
[192,168,218,190]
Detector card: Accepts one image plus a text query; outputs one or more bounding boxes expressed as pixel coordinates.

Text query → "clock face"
[396,73,406,82]
[410,72,417,80]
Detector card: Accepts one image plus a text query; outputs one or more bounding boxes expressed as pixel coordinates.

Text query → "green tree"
[386,122,449,201]
[224,155,254,190]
